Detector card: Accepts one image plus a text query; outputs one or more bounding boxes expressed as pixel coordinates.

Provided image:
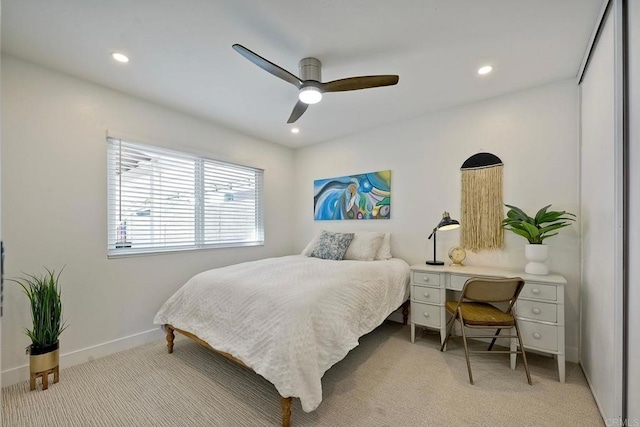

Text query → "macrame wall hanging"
[460,152,504,251]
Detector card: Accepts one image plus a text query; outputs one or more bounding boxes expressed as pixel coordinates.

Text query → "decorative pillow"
[301,231,322,256]
[374,233,393,260]
[343,232,385,261]
[309,231,355,260]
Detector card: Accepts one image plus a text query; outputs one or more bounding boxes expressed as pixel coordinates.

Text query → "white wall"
[627,1,640,423]
[293,80,581,362]
[0,55,295,385]
[579,7,619,421]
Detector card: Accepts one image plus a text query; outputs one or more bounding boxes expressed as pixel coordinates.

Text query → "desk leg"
[510,327,517,370]
[410,323,415,343]
[440,304,449,349]
[558,354,566,383]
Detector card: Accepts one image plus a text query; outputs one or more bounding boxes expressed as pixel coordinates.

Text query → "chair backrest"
[460,277,525,311]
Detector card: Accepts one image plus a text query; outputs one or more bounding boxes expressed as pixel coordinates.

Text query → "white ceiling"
[1,0,603,148]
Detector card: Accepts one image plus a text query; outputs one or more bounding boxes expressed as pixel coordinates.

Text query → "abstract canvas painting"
[313,170,391,220]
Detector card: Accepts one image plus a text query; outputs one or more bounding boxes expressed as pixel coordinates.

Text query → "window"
[107,137,264,256]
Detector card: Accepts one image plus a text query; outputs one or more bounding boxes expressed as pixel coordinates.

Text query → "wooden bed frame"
[164,299,410,427]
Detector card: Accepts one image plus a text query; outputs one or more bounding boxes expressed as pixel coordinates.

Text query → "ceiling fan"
[232,44,399,124]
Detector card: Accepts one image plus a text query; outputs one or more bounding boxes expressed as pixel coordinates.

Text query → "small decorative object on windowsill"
[426,212,460,265]
[10,267,68,391]
[115,221,132,249]
[502,204,576,275]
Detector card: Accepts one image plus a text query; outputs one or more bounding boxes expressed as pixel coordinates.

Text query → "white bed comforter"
[153,255,410,412]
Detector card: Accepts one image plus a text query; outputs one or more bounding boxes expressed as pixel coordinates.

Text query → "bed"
[154,252,410,426]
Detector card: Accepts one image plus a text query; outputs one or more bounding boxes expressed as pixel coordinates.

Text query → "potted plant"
[10,267,68,390]
[502,204,576,275]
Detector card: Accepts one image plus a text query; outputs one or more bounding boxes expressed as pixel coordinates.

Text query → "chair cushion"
[445,301,515,327]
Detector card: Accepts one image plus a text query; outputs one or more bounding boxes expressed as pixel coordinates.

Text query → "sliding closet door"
[627,1,640,423]
[579,3,623,422]
[0,7,3,391]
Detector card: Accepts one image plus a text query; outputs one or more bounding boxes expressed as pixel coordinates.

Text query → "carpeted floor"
[2,322,603,426]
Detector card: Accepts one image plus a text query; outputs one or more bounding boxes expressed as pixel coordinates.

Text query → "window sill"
[107,241,264,259]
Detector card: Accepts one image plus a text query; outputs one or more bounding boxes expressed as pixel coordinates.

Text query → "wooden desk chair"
[439,277,532,385]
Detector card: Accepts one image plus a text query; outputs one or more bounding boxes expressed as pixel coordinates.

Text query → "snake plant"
[502,204,576,244]
[10,267,68,349]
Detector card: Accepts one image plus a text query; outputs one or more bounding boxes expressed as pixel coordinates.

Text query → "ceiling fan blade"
[287,100,309,123]
[322,75,399,92]
[232,44,302,89]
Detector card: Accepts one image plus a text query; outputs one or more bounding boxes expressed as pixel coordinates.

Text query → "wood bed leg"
[281,396,292,427]
[166,325,175,354]
[402,300,410,325]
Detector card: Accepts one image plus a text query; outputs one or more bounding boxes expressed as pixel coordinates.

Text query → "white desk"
[409,264,567,383]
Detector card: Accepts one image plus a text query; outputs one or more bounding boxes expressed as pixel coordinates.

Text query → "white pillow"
[343,232,385,261]
[374,233,393,260]
[301,231,322,256]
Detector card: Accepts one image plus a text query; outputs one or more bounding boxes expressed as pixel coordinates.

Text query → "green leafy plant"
[10,267,68,349]
[502,204,576,244]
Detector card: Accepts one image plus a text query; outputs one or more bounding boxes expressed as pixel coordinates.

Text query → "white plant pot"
[524,244,549,275]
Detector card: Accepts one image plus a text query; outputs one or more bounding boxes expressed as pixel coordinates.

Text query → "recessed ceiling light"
[291,128,300,134]
[111,52,130,63]
[477,65,492,75]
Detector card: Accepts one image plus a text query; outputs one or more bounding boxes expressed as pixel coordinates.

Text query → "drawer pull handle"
[532,308,541,315]
[423,277,430,282]
[532,332,542,339]
[424,292,430,298]
[423,312,430,318]
[531,288,541,295]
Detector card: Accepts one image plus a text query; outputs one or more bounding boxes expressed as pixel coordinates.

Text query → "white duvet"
[153,255,410,412]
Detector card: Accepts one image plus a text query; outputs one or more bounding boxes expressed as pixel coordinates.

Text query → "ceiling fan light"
[299,86,322,104]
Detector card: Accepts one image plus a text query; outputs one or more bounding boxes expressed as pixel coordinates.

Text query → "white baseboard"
[580,361,608,424]
[1,323,580,388]
[1,327,164,388]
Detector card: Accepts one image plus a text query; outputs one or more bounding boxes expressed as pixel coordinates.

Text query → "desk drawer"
[521,282,557,301]
[519,321,558,352]
[449,274,471,291]
[411,302,441,328]
[412,285,443,304]
[412,272,441,286]
[517,300,557,323]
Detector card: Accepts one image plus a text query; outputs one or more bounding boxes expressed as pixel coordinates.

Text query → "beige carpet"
[2,322,603,426]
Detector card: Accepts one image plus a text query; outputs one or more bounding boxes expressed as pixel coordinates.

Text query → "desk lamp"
[426,212,460,265]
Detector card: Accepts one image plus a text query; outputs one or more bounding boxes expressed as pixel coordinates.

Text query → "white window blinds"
[107,137,264,256]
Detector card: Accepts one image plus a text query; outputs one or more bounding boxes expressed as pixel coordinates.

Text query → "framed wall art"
[313,170,391,220]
